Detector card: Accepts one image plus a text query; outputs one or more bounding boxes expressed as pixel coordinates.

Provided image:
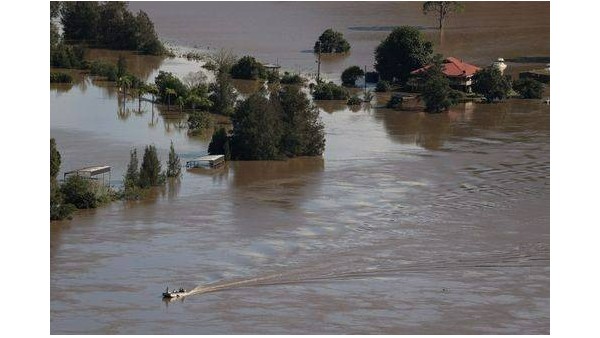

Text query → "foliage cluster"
[375,26,433,84]
[420,55,463,112]
[312,82,350,100]
[230,56,266,80]
[60,1,166,55]
[314,29,351,53]
[513,78,544,99]
[341,66,365,87]
[280,72,306,85]
[472,67,512,102]
[375,80,391,92]
[50,72,73,83]
[221,86,325,160]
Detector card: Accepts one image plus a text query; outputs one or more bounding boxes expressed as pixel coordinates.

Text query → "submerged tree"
[313,29,351,53]
[208,127,231,160]
[124,148,139,188]
[166,141,181,178]
[420,55,463,113]
[341,66,365,87]
[472,67,512,102]
[422,1,465,30]
[374,26,433,83]
[513,78,544,99]
[138,145,164,188]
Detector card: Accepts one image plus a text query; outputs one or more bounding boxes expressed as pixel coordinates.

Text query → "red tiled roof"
[410,57,481,78]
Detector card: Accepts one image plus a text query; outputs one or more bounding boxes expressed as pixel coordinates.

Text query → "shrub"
[89,60,118,81]
[472,67,512,102]
[280,72,306,85]
[347,95,362,105]
[375,80,391,92]
[61,176,100,209]
[386,95,403,108]
[230,56,266,80]
[513,78,544,99]
[341,66,365,87]
[50,72,73,83]
[314,29,351,53]
[187,111,212,133]
[312,82,349,100]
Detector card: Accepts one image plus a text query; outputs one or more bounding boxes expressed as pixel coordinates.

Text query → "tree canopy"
[472,67,512,102]
[60,1,165,55]
[420,56,463,112]
[230,56,267,80]
[230,87,325,160]
[314,29,351,53]
[374,26,433,84]
[513,78,544,99]
[341,66,365,87]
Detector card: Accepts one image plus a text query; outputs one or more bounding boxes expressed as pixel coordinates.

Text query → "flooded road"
[51,2,549,334]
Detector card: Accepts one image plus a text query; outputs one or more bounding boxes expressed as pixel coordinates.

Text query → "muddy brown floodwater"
[51,1,549,334]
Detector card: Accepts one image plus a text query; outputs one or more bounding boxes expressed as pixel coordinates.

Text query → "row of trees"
[51,138,183,219]
[208,86,325,160]
[51,139,116,220]
[57,1,166,55]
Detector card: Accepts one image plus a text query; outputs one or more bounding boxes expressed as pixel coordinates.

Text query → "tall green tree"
[166,141,181,178]
[61,1,100,42]
[124,148,139,188]
[313,29,351,53]
[208,127,231,160]
[209,71,237,116]
[374,26,433,83]
[423,2,465,30]
[138,145,164,188]
[279,86,325,156]
[472,67,512,102]
[231,94,282,160]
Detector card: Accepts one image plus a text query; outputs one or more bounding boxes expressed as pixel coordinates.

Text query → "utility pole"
[364,65,367,95]
[316,41,322,83]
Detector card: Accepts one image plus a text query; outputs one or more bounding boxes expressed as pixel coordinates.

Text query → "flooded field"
[51,1,550,334]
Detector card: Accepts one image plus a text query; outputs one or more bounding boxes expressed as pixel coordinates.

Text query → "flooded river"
[51,1,549,334]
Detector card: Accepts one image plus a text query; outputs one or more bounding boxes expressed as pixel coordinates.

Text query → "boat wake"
[178,242,549,299]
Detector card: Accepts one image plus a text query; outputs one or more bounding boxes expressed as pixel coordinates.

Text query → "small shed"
[186,155,225,169]
[263,63,281,75]
[63,165,111,186]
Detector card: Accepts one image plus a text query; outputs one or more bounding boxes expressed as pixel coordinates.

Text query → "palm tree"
[165,88,176,111]
[137,84,148,112]
[176,96,185,114]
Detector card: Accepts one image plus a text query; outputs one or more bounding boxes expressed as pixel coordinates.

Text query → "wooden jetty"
[186,155,225,169]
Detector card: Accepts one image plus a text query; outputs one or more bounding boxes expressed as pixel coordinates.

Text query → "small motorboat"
[162,287,187,298]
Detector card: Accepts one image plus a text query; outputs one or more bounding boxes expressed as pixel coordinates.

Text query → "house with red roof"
[408,57,481,92]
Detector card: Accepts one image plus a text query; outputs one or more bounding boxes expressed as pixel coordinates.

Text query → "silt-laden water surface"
[51,2,549,334]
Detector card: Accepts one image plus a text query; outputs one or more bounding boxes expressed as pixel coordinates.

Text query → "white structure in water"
[492,57,507,74]
[185,155,225,168]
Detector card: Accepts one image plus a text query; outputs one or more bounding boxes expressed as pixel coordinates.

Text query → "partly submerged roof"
[64,165,111,176]
[411,57,481,78]
[188,155,225,162]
